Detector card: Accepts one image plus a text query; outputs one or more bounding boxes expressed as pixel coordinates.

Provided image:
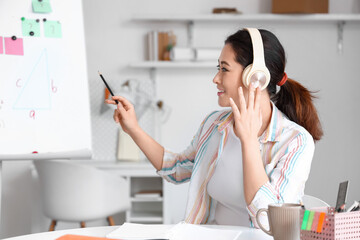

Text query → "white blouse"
[207,124,249,226]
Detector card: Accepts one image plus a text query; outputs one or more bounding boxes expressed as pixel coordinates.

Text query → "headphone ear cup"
[242,64,253,89]
[242,65,271,90]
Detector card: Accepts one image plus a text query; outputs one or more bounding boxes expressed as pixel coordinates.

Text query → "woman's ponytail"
[272,78,323,141]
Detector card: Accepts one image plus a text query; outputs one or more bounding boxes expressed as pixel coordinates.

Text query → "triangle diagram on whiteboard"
[14,49,51,110]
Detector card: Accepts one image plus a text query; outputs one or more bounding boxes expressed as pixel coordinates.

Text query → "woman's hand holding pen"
[229,83,262,143]
[105,96,139,134]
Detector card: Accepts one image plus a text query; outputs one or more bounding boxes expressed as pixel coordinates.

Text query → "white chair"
[34,160,131,231]
[302,194,330,208]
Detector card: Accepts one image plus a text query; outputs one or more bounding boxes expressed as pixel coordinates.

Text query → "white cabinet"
[85,161,166,224]
[127,176,163,223]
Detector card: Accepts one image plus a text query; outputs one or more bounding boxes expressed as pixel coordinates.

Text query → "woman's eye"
[216,65,228,72]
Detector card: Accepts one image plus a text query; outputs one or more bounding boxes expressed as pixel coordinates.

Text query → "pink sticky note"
[4,37,24,56]
[311,211,320,232]
[0,37,3,54]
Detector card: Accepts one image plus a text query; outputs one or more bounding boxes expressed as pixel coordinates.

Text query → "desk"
[2,225,272,240]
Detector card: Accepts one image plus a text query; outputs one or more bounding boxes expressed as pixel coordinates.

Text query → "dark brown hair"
[225,29,323,141]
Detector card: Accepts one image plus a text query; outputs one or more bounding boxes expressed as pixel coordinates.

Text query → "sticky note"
[316,212,326,233]
[4,37,24,56]
[44,21,62,38]
[306,211,315,230]
[32,0,52,13]
[311,212,320,232]
[22,18,40,37]
[301,210,310,230]
[0,37,3,54]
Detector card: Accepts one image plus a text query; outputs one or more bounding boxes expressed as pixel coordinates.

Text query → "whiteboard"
[0,0,92,159]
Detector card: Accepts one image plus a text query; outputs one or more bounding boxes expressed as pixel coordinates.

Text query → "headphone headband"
[245,28,266,67]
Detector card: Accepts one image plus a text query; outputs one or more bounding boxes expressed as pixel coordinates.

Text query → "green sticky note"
[44,21,62,38]
[22,19,40,37]
[32,0,52,13]
[301,210,310,230]
[306,211,315,230]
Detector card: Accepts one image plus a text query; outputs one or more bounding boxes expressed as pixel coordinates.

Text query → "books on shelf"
[134,190,162,198]
[147,31,176,61]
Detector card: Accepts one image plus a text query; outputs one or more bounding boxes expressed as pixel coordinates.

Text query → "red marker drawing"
[29,110,35,119]
[32,151,38,154]
[51,79,57,93]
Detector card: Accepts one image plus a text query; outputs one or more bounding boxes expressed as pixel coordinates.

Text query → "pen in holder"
[300,207,360,240]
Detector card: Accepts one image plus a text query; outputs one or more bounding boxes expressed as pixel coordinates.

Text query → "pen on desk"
[98,71,119,104]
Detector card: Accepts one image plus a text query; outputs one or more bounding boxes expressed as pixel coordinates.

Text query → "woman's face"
[213,44,248,107]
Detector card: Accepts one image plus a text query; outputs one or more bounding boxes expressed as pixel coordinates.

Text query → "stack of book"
[147,31,176,61]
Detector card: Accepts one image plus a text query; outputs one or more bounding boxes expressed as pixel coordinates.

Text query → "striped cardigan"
[157,102,315,227]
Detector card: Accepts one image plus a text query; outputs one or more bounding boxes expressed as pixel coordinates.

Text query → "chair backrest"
[302,194,330,209]
[34,160,130,222]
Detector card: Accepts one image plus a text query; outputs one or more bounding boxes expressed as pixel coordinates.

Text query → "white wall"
[1,0,360,238]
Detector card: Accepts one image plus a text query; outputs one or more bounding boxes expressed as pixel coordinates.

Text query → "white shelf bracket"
[187,20,194,48]
[337,20,346,55]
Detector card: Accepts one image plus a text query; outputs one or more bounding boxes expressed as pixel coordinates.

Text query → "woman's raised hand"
[105,96,139,134]
[229,84,262,142]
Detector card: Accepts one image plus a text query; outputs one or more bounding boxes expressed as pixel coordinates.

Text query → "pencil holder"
[300,207,360,240]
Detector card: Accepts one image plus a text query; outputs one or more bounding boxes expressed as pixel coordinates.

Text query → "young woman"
[106,28,323,227]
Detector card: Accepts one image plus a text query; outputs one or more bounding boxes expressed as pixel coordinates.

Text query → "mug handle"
[256,208,272,236]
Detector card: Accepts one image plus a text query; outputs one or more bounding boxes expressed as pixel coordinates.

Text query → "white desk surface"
[3,225,272,240]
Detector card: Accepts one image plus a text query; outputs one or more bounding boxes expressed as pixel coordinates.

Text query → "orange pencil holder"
[300,207,360,240]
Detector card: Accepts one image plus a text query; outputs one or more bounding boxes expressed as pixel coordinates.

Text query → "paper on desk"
[167,222,241,240]
[106,222,242,240]
[106,223,172,239]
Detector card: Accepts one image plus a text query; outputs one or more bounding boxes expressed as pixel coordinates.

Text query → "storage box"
[272,0,328,13]
[300,207,360,240]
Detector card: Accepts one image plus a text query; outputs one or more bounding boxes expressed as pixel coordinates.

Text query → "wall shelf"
[133,13,360,23]
[129,61,214,69]
[132,13,360,54]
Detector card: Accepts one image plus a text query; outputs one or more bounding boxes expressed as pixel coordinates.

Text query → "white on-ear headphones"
[242,28,271,90]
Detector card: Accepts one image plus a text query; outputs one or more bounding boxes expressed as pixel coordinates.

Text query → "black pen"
[98,71,119,104]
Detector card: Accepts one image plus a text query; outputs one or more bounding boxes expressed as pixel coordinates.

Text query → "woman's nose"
[213,72,220,84]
